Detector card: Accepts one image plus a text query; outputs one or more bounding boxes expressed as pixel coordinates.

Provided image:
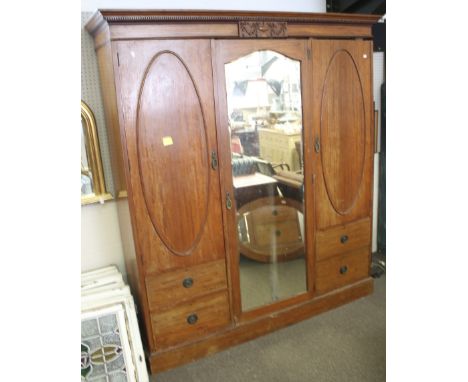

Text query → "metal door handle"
[314,137,320,153]
[226,192,232,210]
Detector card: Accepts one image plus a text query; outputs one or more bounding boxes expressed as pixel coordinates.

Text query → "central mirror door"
[214,40,311,314]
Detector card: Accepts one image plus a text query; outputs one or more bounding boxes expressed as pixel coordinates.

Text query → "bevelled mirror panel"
[225,50,306,311]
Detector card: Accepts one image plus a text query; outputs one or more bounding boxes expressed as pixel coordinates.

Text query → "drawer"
[151,290,230,349]
[315,247,370,294]
[248,203,301,247]
[146,260,227,312]
[316,218,371,261]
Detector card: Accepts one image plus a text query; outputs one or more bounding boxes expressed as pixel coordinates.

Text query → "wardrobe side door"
[114,40,226,274]
[310,39,374,230]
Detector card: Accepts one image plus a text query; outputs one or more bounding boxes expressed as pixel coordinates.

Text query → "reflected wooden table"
[233,174,304,263]
[233,172,278,209]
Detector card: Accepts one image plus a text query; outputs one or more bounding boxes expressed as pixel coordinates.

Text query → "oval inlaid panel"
[137,52,209,255]
[320,50,366,214]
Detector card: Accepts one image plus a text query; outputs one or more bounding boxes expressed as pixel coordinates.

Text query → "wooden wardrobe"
[86,10,380,375]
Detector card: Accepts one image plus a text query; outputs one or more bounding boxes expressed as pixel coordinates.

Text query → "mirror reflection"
[225,51,306,311]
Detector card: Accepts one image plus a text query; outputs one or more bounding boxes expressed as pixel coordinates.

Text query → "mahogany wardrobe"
[86,9,380,375]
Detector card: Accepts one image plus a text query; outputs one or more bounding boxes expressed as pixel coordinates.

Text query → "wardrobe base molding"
[148,277,373,373]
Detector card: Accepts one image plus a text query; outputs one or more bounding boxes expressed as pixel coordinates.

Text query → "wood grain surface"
[136,51,209,255]
[149,278,373,373]
[310,39,374,229]
[316,217,371,261]
[85,12,378,373]
[315,247,370,293]
[146,260,228,313]
[114,39,226,275]
[151,290,231,350]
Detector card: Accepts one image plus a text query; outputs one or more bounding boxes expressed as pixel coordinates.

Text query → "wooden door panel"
[311,39,373,229]
[321,50,366,214]
[137,52,209,255]
[115,40,225,274]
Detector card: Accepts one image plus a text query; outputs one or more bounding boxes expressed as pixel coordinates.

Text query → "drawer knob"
[187,314,198,325]
[182,277,194,288]
[340,235,349,244]
[340,265,348,274]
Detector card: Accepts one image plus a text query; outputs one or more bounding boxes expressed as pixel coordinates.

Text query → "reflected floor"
[240,255,307,311]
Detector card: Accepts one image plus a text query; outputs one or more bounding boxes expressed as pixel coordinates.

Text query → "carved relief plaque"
[239,21,288,38]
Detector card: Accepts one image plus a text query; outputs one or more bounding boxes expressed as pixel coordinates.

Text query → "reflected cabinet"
[86,10,379,375]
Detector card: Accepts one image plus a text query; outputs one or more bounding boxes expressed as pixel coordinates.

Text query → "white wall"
[81,0,326,13]
[81,10,125,277]
[81,201,126,275]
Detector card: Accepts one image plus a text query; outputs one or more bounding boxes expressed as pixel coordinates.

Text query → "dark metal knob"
[182,277,193,288]
[340,235,349,244]
[340,266,348,274]
[211,151,218,170]
[275,230,281,237]
[314,137,320,153]
[226,192,232,210]
[187,314,198,325]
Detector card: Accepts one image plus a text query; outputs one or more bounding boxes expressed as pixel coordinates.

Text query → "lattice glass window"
[81,305,134,381]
